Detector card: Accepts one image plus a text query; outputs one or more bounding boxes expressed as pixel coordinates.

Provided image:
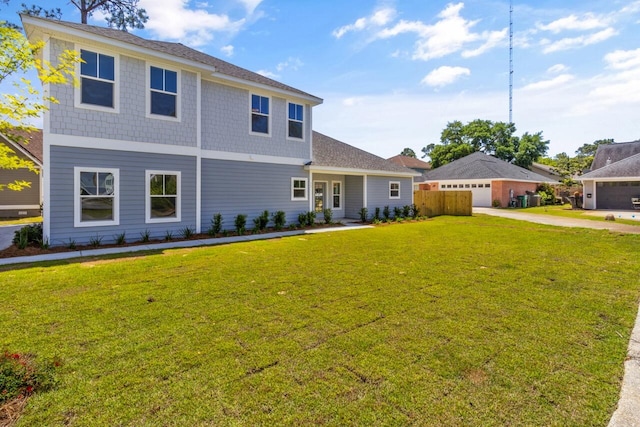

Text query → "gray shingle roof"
[22,15,321,103]
[422,152,551,182]
[591,141,640,170]
[387,155,431,170]
[1,129,43,164]
[580,152,640,179]
[311,132,417,175]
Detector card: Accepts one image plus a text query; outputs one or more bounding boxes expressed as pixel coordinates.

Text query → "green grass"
[519,204,640,226]
[0,216,42,226]
[1,216,639,426]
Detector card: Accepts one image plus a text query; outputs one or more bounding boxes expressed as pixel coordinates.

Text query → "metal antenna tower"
[509,0,513,124]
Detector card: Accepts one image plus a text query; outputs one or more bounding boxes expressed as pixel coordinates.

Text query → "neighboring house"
[22,15,416,246]
[530,162,562,183]
[421,152,552,207]
[387,155,432,190]
[0,130,43,218]
[580,140,640,210]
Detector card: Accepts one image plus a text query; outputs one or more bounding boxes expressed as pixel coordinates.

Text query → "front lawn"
[1,216,639,425]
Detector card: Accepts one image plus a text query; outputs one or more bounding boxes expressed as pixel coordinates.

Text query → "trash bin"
[516,195,524,208]
[523,195,529,208]
[531,195,541,207]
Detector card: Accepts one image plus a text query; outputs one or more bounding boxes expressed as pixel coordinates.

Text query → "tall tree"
[0,22,79,190]
[400,148,416,158]
[16,0,148,31]
[421,119,547,169]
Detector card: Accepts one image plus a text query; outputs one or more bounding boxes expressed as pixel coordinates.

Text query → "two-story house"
[22,15,416,246]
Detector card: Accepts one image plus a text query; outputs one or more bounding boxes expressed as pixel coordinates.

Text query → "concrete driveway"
[0,225,22,250]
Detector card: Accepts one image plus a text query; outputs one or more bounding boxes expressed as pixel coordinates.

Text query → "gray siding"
[49,38,197,147]
[49,146,197,246]
[345,175,364,219]
[201,81,311,159]
[366,176,413,211]
[201,159,308,230]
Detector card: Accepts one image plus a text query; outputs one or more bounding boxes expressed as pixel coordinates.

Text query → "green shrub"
[234,214,247,235]
[88,235,103,247]
[164,231,174,241]
[393,206,403,219]
[0,350,60,404]
[536,183,556,205]
[306,211,316,226]
[492,199,501,208]
[374,207,381,221]
[12,223,43,248]
[322,208,333,224]
[114,232,126,245]
[297,212,307,227]
[359,207,368,223]
[253,210,270,231]
[208,213,223,236]
[410,204,420,219]
[382,205,391,221]
[272,211,286,230]
[402,205,411,218]
[66,238,76,250]
[180,227,195,239]
[139,229,151,243]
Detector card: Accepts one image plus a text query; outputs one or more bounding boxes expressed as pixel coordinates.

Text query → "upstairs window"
[389,181,400,199]
[80,49,115,108]
[288,102,304,139]
[150,66,178,118]
[251,94,270,135]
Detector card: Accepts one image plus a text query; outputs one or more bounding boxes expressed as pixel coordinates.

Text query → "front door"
[314,182,327,213]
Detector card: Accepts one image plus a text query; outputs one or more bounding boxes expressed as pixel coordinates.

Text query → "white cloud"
[522,74,574,91]
[421,66,471,87]
[547,64,569,74]
[604,48,640,70]
[238,0,263,14]
[537,13,611,33]
[376,3,505,61]
[332,7,396,39]
[220,45,234,57]
[276,57,304,72]
[255,70,279,79]
[541,28,618,53]
[139,0,250,46]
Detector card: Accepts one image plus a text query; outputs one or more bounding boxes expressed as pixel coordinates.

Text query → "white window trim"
[286,101,305,142]
[389,181,401,199]
[249,93,272,137]
[145,170,181,223]
[145,63,181,122]
[74,45,120,114]
[74,167,120,227]
[331,180,343,210]
[291,177,308,201]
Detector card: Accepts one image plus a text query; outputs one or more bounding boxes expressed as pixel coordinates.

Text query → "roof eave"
[306,165,419,177]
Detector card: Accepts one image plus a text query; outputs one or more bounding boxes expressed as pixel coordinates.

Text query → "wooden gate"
[413,190,472,217]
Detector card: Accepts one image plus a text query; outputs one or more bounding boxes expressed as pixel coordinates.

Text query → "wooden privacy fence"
[413,190,472,217]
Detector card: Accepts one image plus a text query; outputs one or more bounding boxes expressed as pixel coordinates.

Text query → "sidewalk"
[0,221,373,267]
[474,207,640,426]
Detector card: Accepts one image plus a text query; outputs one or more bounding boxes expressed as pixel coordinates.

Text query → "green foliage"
[252,210,270,231]
[305,211,316,226]
[88,235,103,247]
[322,208,333,224]
[114,232,126,245]
[410,204,420,219]
[422,119,548,169]
[400,147,416,158]
[180,227,195,239]
[208,213,223,236]
[492,199,501,208]
[234,214,247,235]
[359,207,368,222]
[536,183,556,205]
[139,229,151,243]
[66,238,76,250]
[393,206,403,219]
[297,212,308,227]
[272,211,286,231]
[373,207,381,221]
[0,350,59,404]
[402,205,411,218]
[0,23,79,191]
[164,231,173,241]
[382,205,390,221]
[12,223,42,248]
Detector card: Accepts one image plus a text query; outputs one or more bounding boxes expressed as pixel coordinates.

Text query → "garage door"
[597,182,640,209]
[471,185,492,207]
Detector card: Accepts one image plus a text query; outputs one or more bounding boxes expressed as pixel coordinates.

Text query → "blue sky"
[2,0,640,159]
